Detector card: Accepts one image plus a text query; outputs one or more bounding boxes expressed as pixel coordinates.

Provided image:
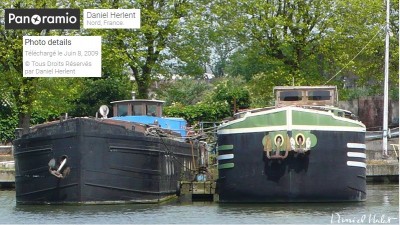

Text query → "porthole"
[295,133,305,146]
[274,134,284,147]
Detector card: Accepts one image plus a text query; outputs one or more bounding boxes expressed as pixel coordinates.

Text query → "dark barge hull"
[217,130,366,202]
[13,118,195,204]
[216,106,367,203]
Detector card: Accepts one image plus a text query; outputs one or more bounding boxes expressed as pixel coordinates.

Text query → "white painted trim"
[217,125,366,135]
[347,152,366,158]
[217,126,286,134]
[347,143,366,149]
[245,106,288,117]
[217,154,234,160]
[347,161,366,168]
[286,108,292,131]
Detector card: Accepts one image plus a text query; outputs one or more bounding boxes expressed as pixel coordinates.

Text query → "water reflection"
[1,184,398,224]
[216,202,368,224]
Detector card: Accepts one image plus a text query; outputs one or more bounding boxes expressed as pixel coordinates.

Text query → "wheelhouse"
[274,86,338,107]
[110,99,165,117]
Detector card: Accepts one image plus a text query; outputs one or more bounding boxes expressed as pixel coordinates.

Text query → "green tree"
[0,1,56,132]
[155,77,213,105]
[208,77,250,113]
[321,0,385,91]
[210,0,333,81]
[70,76,132,117]
[207,0,399,105]
[164,101,230,125]
[0,0,130,135]
[83,0,209,98]
[0,98,18,143]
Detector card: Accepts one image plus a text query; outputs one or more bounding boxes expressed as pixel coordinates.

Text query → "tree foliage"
[69,77,132,117]
[0,0,70,133]
[0,101,18,143]
[0,0,399,142]
[155,77,213,106]
[207,77,250,113]
[0,0,133,136]
[164,101,230,125]
[82,0,209,98]
[207,0,399,100]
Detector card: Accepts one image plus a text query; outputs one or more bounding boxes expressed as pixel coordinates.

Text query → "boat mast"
[382,0,390,156]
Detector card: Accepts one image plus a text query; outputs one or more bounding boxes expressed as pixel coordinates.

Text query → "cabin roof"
[273,86,337,91]
[274,85,338,107]
[110,99,166,104]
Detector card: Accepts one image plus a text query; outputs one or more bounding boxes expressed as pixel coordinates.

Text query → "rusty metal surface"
[358,97,393,130]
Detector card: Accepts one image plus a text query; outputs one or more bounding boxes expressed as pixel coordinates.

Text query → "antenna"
[99,105,109,119]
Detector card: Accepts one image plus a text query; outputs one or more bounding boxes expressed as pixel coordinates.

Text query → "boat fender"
[176,181,181,196]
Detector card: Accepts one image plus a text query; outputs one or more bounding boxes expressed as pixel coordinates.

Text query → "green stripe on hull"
[292,111,363,127]
[218,145,234,151]
[218,163,234,169]
[223,111,286,129]
[218,107,365,135]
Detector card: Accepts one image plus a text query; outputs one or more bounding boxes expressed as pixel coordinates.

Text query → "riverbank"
[0,153,14,189]
[366,138,399,183]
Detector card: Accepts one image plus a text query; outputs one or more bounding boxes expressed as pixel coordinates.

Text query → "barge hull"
[217,130,366,202]
[14,118,193,204]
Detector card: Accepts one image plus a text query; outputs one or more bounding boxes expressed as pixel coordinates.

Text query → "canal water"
[0,184,398,224]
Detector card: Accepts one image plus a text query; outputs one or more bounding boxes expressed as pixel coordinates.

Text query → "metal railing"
[365,127,399,141]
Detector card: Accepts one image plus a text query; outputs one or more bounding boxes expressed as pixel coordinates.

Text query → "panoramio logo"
[5,9,80,29]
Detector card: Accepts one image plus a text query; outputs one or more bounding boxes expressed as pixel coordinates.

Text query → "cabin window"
[307,90,331,101]
[279,91,302,101]
[132,104,143,115]
[146,104,157,116]
[117,104,128,116]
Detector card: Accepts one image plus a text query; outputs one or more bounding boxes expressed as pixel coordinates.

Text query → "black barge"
[13,99,198,204]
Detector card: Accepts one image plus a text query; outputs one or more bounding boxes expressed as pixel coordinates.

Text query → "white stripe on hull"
[347,161,366,168]
[217,154,234,160]
[347,152,366,158]
[347,143,366,149]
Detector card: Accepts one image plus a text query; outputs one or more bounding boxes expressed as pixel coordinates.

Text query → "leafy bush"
[155,77,213,105]
[0,103,18,144]
[164,101,231,125]
[208,77,250,113]
[70,77,132,117]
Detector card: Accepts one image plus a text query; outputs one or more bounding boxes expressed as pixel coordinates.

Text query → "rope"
[148,126,218,176]
[190,140,197,171]
[154,129,197,173]
[324,26,385,85]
